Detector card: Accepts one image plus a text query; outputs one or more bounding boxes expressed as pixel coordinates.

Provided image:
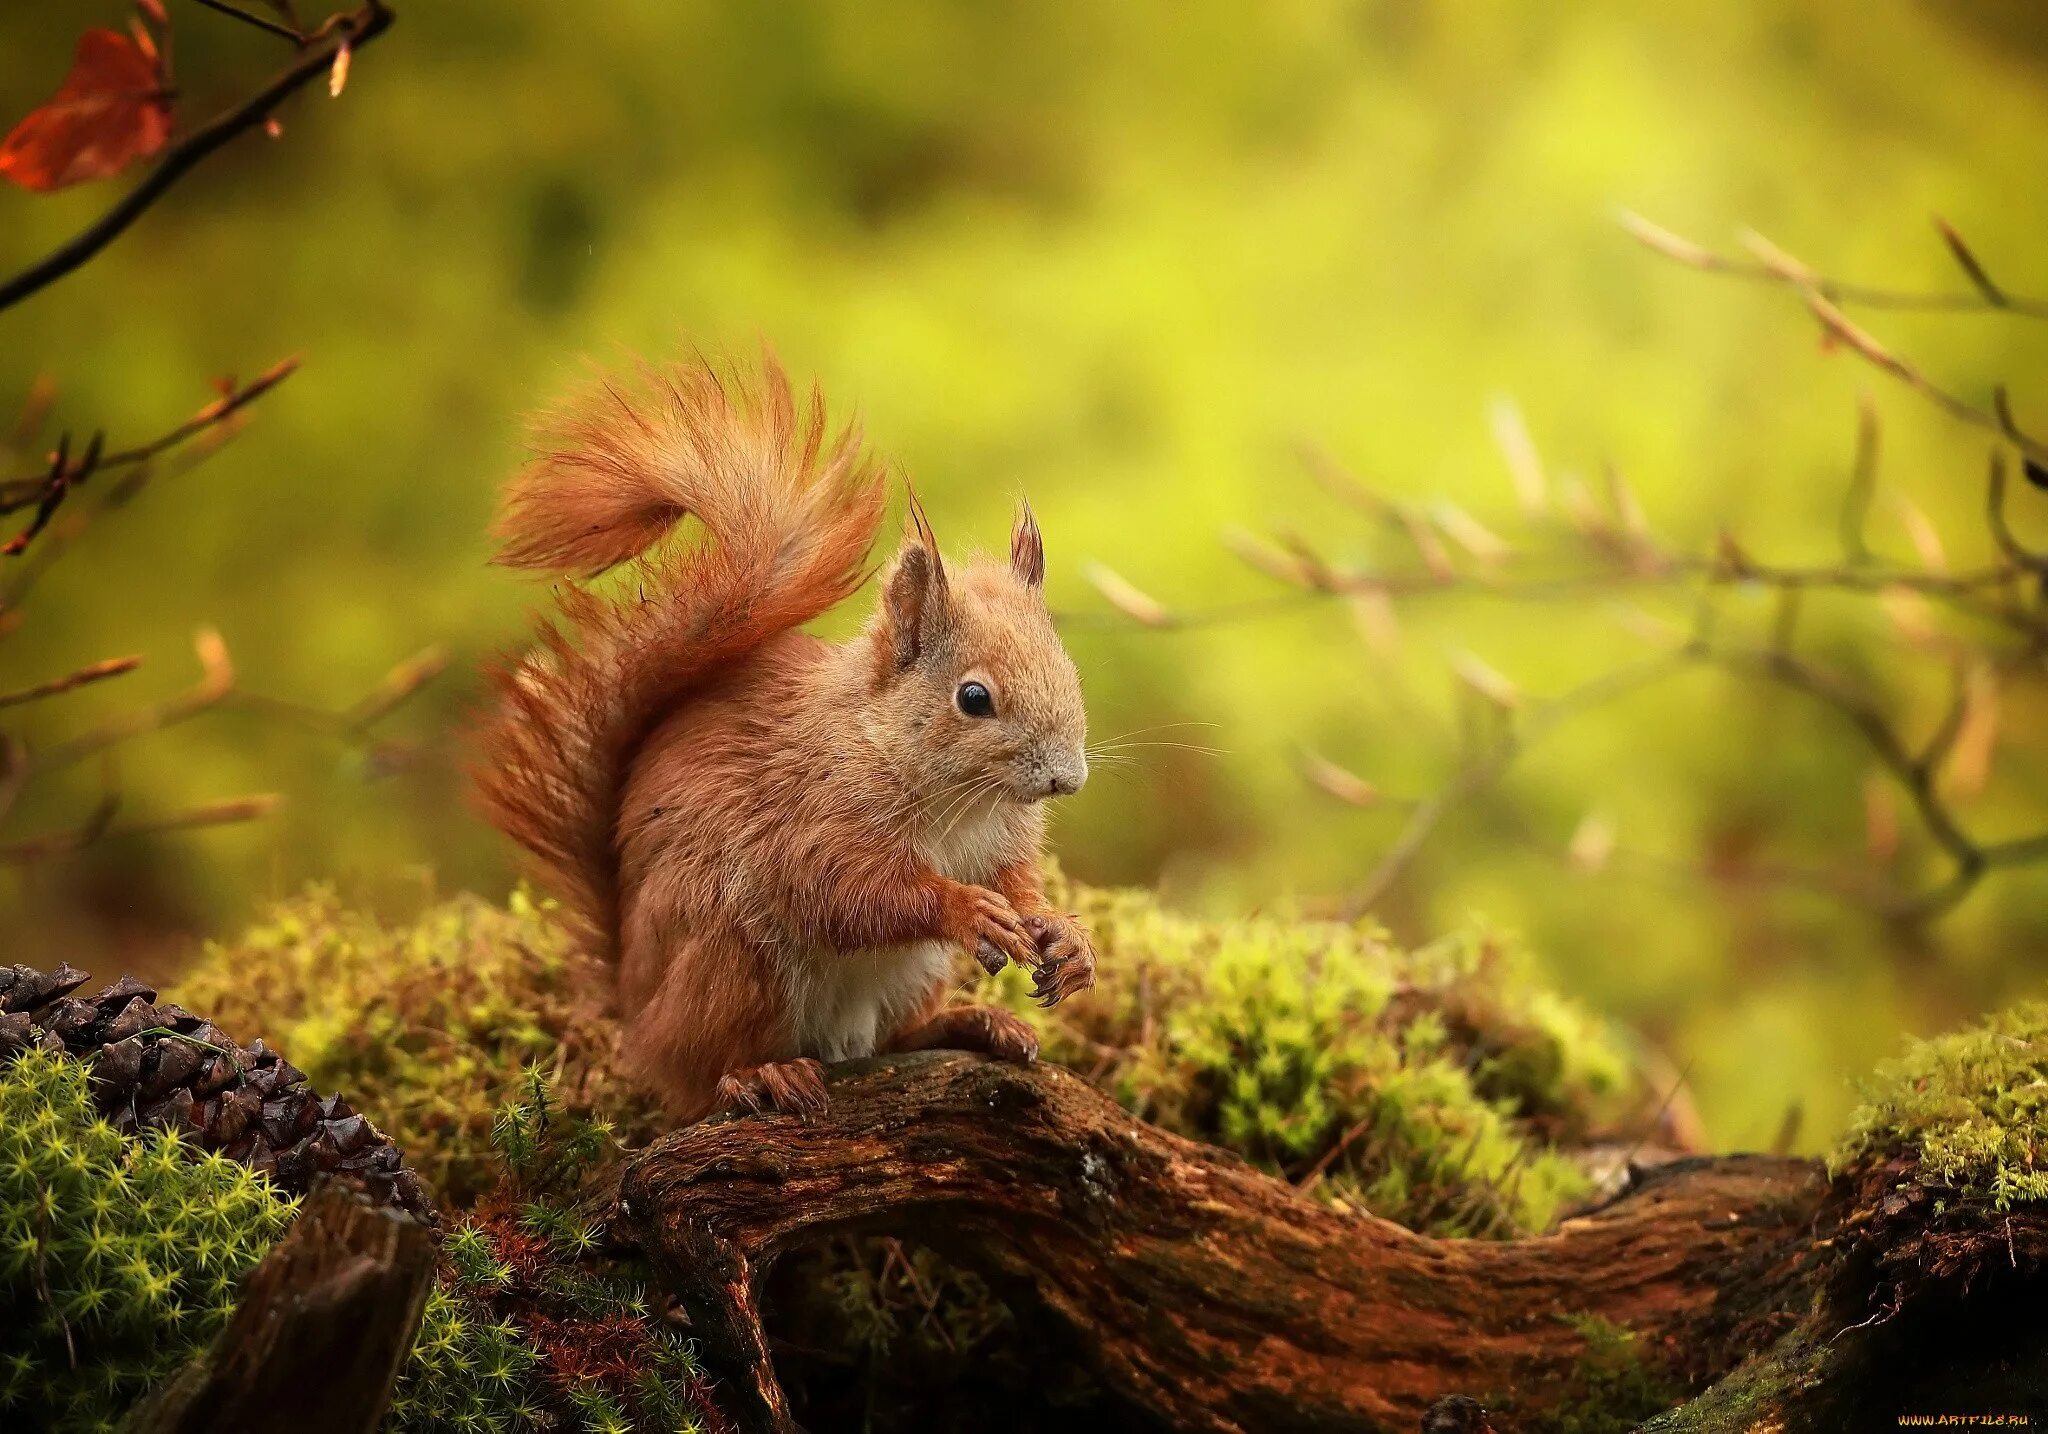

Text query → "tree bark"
[126,1182,436,1434]
[613,1052,1831,1434]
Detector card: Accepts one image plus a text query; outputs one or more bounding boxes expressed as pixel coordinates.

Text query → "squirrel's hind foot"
[890,1004,1040,1064]
[715,1058,829,1119]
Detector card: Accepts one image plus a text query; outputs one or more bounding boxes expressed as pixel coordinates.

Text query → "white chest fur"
[783,803,1017,1063]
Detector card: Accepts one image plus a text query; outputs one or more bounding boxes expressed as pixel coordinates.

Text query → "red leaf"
[0,29,173,193]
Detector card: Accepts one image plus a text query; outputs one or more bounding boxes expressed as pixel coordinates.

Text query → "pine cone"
[0,962,435,1223]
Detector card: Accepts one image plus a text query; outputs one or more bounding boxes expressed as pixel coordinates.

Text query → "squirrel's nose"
[1044,756,1087,798]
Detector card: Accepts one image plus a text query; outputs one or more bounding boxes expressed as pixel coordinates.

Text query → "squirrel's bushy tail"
[472,354,886,962]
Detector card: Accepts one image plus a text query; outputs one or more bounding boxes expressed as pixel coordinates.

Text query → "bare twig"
[1,360,299,513]
[1619,210,2048,320]
[1841,393,1880,565]
[3,434,103,555]
[0,656,142,710]
[0,794,280,866]
[1935,217,2008,309]
[189,0,310,45]
[1343,652,1693,917]
[28,629,235,771]
[1785,277,2048,469]
[0,360,299,580]
[0,363,299,612]
[228,643,447,774]
[1091,226,2048,929]
[0,2,395,311]
[100,358,301,476]
[1987,453,2048,575]
[1,640,440,869]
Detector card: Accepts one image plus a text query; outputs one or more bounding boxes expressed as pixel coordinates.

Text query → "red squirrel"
[473,353,1096,1120]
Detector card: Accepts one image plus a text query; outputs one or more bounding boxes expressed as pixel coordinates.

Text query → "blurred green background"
[5,0,2048,1151]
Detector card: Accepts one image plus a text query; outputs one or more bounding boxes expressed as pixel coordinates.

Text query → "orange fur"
[472,352,1096,1120]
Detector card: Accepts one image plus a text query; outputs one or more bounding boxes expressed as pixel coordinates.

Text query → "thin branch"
[1092,224,2048,929]
[1785,276,2048,469]
[1934,216,2008,309]
[0,793,280,865]
[226,643,447,774]
[1706,642,1976,869]
[0,363,297,611]
[1917,660,1972,776]
[189,0,310,45]
[0,2,395,312]
[0,655,142,710]
[3,433,103,555]
[28,629,235,772]
[1619,210,2048,320]
[1987,453,2048,575]
[1,642,442,872]
[1071,544,2048,647]
[101,358,300,476]
[0,360,298,543]
[1343,651,1693,917]
[1840,393,1879,565]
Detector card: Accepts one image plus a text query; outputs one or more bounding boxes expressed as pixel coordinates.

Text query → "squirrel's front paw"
[1022,912,1096,1008]
[946,885,1038,975]
[714,1058,828,1120]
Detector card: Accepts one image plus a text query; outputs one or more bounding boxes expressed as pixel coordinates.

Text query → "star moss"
[0,1047,295,1434]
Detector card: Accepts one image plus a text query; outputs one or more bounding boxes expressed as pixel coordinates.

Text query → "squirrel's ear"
[881,494,948,672]
[1010,499,1045,590]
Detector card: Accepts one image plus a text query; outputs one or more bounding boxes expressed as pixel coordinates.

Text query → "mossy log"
[614,1052,1842,1433]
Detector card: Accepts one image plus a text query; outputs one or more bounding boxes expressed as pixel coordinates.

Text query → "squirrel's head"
[865,497,1087,808]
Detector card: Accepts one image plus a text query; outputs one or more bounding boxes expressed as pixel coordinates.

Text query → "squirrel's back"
[472,355,886,962]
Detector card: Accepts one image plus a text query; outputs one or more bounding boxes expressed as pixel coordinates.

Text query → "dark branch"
[3,432,102,555]
[189,0,311,45]
[0,4,394,312]
[0,360,297,570]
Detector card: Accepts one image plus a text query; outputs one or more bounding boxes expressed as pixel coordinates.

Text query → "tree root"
[613,1052,1837,1433]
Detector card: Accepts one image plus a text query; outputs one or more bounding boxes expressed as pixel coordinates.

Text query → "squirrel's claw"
[962,888,1038,972]
[714,1058,829,1121]
[1023,912,1097,1008]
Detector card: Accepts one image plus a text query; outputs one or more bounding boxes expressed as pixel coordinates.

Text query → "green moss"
[0,1035,708,1432]
[0,1047,296,1434]
[992,876,1635,1234]
[391,1285,547,1433]
[1524,1316,1687,1434]
[176,887,658,1206]
[388,1064,715,1434]
[143,880,1645,1430]
[1832,999,2048,1208]
[179,878,1635,1239]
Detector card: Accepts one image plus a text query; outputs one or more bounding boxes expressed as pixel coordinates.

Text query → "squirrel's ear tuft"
[881,495,948,672]
[1010,499,1045,590]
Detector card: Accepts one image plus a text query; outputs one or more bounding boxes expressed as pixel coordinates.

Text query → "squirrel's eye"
[956,681,995,718]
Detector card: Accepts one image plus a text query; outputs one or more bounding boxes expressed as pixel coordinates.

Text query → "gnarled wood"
[127,1183,436,1434]
[614,1052,1828,1433]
